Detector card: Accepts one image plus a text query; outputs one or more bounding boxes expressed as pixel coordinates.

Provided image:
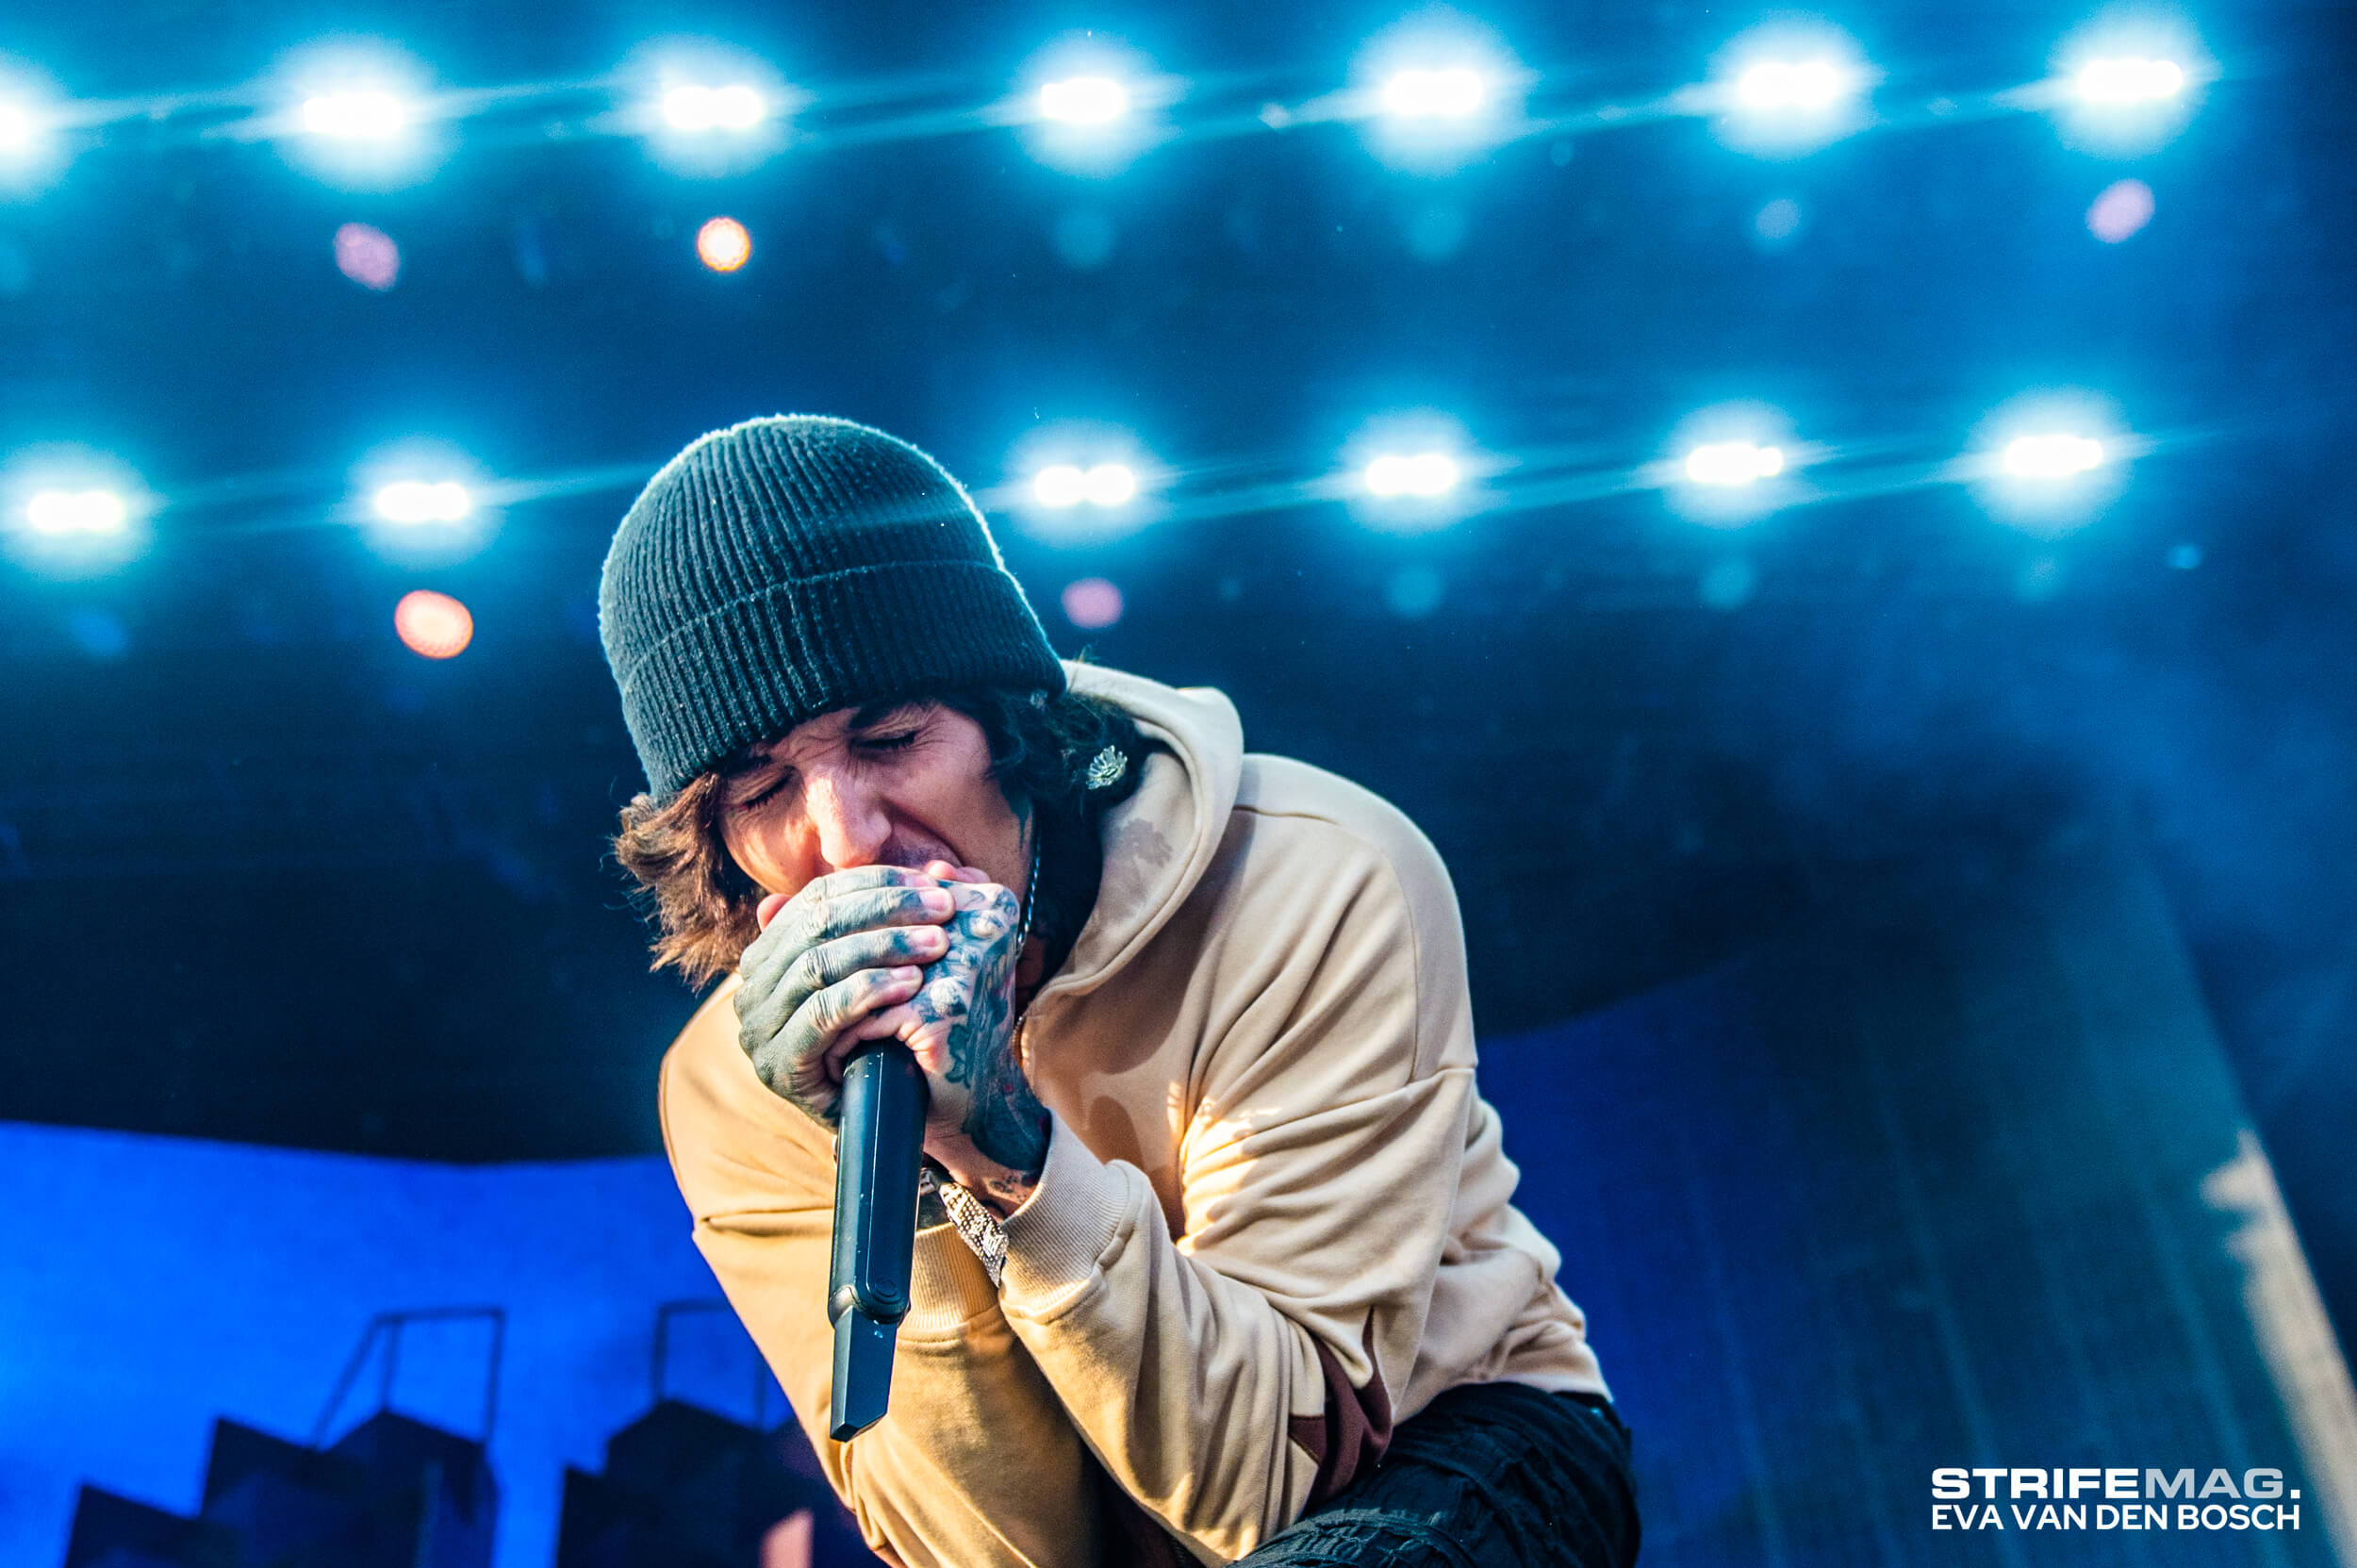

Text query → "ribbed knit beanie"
[600,415,1066,800]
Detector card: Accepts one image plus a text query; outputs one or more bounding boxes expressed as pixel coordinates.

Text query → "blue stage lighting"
[1363,453,1461,498]
[1014,40,1174,175]
[1349,18,1526,174]
[2075,57,2185,104]
[373,480,472,525]
[1683,441,1785,486]
[26,488,129,535]
[1002,424,1162,543]
[299,89,410,140]
[1038,76,1130,126]
[1030,462,1138,508]
[623,41,796,175]
[352,443,494,560]
[1704,23,1876,157]
[1380,68,1488,121]
[1959,390,2134,536]
[1342,412,1483,532]
[2041,19,2209,156]
[660,82,768,133]
[270,43,442,189]
[1657,404,1803,525]
[0,67,74,191]
[3,448,152,578]
[2002,434,2106,479]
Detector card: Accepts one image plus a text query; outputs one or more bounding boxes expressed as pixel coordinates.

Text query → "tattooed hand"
[853,863,1050,1215]
[733,860,1048,1216]
[732,865,959,1127]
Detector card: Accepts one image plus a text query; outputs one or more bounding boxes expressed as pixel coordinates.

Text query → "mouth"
[878,834,959,873]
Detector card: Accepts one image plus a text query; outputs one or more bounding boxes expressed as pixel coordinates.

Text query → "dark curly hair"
[611,686,1149,989]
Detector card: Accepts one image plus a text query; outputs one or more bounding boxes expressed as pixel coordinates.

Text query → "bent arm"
[662,999,1102,1568]
[994,833,1480,1561]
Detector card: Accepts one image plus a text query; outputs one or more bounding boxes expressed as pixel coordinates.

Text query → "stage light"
[272,44,441,189]
[25,488,128,536]
[1031,462,1136,508]
[394,589,473,659]
[626,41,796,176]
[300,89,409,140]
[1657,404,1801,525]
[354,442,494,560]
[2003,434,2105,479]
[2074,57,2184,104]
[1033,465,1087,506]
[1683,441,1786,486]
[1736,59,1853,111]
[1343,412,1482,532]
[1014,39,1175,175]
[1039,75,1129,125]
[696,216,751,272]
[1962,389,2131,536]
[1004,423,1163,542]
[0,72,72,192]
[1706,23,1875,156]
[661,82,767,132]
[1380,67,1487,120]
[1082,463,1136,505]
[1349,17,1525,173]
[373,479,472,524]
[2045,21,2208,155]
[4,449,152,577]
[1363,453,1461,497]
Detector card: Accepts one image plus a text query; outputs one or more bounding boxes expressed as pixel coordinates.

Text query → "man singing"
[599,415,1639,1567]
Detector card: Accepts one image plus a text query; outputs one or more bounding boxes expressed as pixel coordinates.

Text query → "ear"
[755,891,791,930]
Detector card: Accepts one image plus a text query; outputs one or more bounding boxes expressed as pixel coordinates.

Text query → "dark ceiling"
[2,0,2352,1337]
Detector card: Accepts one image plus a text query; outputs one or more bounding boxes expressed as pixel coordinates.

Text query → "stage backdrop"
[4,824,2351,1567]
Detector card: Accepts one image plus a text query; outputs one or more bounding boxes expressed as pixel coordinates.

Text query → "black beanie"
[600,415,1066,799]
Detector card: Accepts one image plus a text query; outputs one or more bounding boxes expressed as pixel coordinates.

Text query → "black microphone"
[827,1040,929,1441]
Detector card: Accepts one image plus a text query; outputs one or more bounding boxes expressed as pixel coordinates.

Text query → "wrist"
[931,1134,1040,1218]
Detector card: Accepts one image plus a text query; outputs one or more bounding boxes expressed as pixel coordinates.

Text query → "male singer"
[599,415,1639,1567]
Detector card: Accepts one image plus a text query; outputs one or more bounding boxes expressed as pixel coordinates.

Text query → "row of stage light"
[1,388,2152,589]
[0,12,2212,189]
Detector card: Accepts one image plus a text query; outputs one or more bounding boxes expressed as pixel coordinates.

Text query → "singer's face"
[714,701,1028,903]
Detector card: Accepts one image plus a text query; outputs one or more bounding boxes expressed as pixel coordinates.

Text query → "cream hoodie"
[658,663,1606,1567]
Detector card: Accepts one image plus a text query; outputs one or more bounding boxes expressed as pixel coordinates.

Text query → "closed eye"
[856,730,920,754]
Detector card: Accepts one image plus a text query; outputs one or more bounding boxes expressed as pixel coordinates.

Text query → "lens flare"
[393,589,474,658]
[1061,576,1125,629]
[696,216,752,272]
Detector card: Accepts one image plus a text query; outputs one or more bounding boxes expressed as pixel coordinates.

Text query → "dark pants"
[1237,1384,1641,1567]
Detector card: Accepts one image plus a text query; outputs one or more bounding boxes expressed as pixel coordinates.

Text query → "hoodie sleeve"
[658,992,1105,1568]
[993,805,1488,1563]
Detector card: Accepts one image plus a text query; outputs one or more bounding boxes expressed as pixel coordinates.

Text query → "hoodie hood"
[1040,662,1243,1002]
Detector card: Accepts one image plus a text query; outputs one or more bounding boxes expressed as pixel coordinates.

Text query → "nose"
[802,767,892,871]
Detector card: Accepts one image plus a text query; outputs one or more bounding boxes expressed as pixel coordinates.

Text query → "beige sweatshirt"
[657,663,1607,1567]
